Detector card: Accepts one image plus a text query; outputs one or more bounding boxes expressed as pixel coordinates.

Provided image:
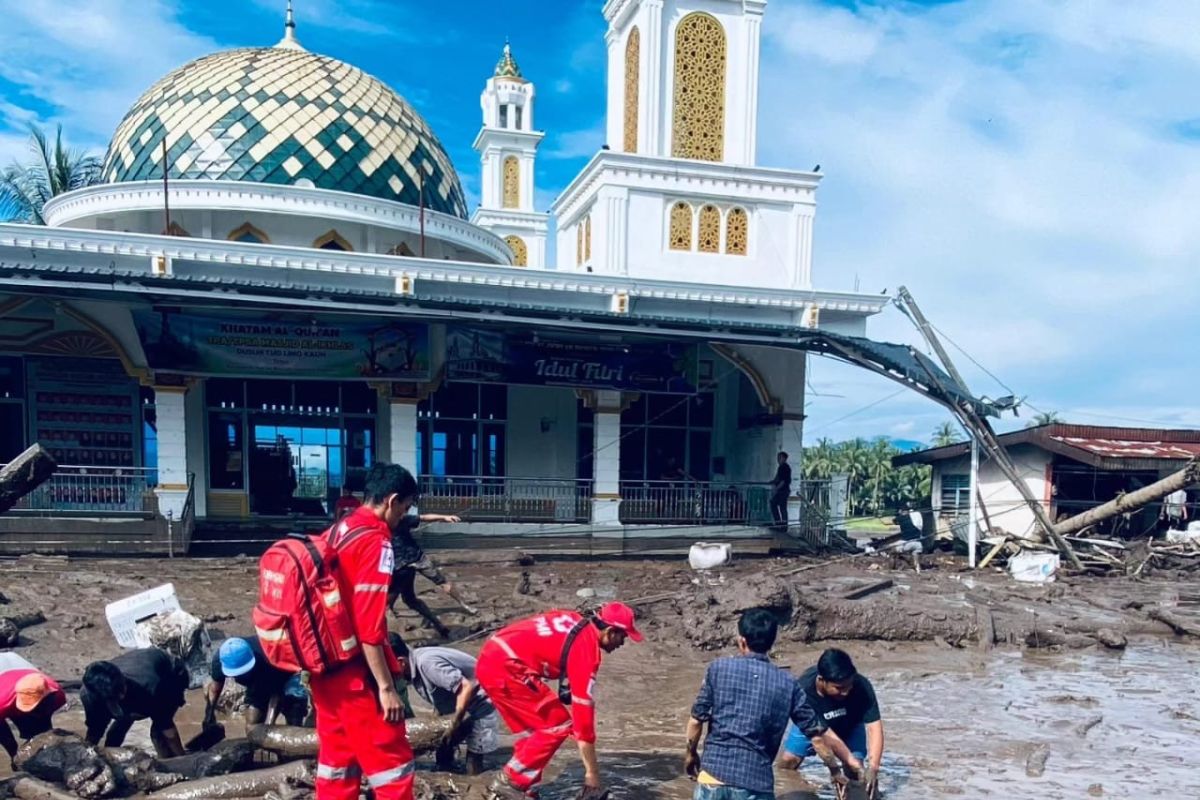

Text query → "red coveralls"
[475,610,603,792]
[310,507,414,800]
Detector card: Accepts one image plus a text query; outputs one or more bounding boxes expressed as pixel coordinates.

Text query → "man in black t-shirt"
[81,648,189,757]
[385,507,475,639]
[780,648,885,799]
[206,637,307,733]
[770,452,792,531]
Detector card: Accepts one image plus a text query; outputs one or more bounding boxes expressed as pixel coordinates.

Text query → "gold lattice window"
[505,235,528,267]
[669,202,693,251]
[576,223,583,266]
[584,216,592,261]
[698,205,720,253]
[671,13,727,162]
[726,207,748,255]
[624,27,640,153]
[502,156,520,209]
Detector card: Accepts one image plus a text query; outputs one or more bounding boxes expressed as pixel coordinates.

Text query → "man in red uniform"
[476,602,643,799]
[311,463,419,800]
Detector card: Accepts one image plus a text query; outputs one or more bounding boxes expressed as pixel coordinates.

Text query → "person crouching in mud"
[779,648,885,800]
[386,505,476,639]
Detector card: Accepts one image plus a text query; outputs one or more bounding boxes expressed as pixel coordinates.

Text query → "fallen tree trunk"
[0,444,57,515]
[247,717,453,760]
[8,776,82,800]
[1054,459,1200,538]
[1148,607,1200,638]
[148,760,312,800]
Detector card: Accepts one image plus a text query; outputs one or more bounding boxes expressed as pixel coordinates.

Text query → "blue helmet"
[219,638,256,678]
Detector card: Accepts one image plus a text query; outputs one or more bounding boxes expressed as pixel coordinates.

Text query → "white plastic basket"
[0,652,37,673]
[105,584,181,648]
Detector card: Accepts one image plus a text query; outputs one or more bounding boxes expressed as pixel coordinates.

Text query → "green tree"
[931,421,963,447]
[0,124,102,225]
[1026,411,1063,428]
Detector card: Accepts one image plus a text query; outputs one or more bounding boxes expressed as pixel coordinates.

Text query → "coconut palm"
[0,124,102,225]
[931,421,963,447]
[1026,410,1063,428]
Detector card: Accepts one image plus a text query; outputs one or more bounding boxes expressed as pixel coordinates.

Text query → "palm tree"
[0,124,102,225]
[930,421,963,447]
[1026,411,1063,428]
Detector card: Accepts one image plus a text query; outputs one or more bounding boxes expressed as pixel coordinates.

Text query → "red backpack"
[253,527,367,674]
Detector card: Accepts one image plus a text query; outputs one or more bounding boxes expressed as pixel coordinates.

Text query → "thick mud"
[2,552,1199,798]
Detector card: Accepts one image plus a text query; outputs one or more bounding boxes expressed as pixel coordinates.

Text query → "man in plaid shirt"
[684,609,856,800]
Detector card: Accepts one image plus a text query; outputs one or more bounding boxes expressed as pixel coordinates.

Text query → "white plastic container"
[105,583,181,648]
[689,542,732,570]
[0,652,37,674]
[1008,551,1060,584]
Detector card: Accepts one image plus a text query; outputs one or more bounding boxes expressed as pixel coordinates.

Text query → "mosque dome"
[101,30,467,219]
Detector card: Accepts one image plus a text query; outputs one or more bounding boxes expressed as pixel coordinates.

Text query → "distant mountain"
[889,438,926,452]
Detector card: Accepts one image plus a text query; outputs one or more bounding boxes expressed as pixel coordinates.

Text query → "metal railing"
[418,475,593,523]
[618,480,775,525]
[7,465,157,515]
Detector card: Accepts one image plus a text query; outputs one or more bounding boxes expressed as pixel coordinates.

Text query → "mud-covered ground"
[2,549,1199,798]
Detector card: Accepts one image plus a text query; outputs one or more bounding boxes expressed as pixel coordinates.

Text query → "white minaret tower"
[472,42,548,269]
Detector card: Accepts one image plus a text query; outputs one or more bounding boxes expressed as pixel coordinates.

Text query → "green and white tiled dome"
[102,43,467,218]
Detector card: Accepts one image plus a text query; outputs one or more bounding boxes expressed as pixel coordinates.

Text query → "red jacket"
[489,610,603,743]
[329,507,400,675]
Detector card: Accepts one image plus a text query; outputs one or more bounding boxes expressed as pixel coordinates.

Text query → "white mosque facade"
[0,0,886,552]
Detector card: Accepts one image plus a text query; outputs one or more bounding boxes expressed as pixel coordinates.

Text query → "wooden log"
[0,444,58,515]
[247,717,452,760]
[1148,607,1200,638]
[9,776,83,800]
[1054,459,1200,538]
[841,579,894,601]
[148,760,312,800]
[978,540,1007,569]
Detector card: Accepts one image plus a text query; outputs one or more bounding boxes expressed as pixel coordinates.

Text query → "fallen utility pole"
[0,444,57,515]
[1053,458,1200,537]
[895,287,1083,569]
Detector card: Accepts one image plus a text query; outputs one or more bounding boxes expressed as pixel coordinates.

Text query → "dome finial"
[494,38,522,79]
[277,0,305,50]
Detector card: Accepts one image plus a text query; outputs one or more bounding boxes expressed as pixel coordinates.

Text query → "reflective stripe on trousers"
[316,764,362,781]
[366,761,415,788]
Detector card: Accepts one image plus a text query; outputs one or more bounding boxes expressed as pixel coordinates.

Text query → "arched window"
[624,27,640,154]
[313,230,353,251]
[228,222,269,244]
[584,216,592,262]
[669,202,693,251]
[726,208,748,255]
[698,205,721,253]
[505,235,528,267]
[672,13,727,162]
[387,242,416,257]
[502,156,520,209]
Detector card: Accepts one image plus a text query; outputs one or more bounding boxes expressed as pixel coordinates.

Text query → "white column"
[153,386,189,519]
[605,28,623,150]
[741,11,763,166]
[794,210,815,289]
[389,400,418,470]
[968,434,980,567]
[645,0,665,157]
[591,391,623,528]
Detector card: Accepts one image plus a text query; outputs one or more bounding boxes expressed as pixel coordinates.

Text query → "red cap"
[597,602,644,643]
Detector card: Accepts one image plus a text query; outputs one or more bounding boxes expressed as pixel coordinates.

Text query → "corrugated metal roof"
[1048,435,1200,461]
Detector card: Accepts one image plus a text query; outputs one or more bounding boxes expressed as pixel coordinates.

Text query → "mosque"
[0,0,889,552]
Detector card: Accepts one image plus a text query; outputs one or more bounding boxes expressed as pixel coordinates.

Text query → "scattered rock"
[1075,714,1103,738]
[515,572,532,596]
[1094,628,1127,650]
[514,552,536,567]
[576,588,596,599]
[1088,783,1104,797]
[1025,744,1050,778]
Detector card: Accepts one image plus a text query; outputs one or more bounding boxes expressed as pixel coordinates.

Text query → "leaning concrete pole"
[895,287,1084,569]
[1053,458,1200,537]
[0,444,58,515]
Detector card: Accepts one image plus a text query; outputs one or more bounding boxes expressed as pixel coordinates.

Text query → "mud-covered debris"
[137,610,211,690]
[514,552,536,567]
[1075,714,1103,738]
[1094,628,1127,650]
[15,730,120,799]
[1025,744,1050,777]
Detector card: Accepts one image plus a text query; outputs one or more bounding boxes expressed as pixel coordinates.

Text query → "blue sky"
[1,0,1198,447]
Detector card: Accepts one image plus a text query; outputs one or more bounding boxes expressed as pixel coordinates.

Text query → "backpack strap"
[556,616,592,706]
[324,524,374,552]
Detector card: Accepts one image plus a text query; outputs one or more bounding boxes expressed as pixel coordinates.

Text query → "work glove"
[862,764,880,800]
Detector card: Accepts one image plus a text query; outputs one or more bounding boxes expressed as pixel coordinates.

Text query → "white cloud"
[759,0,1200,442]
[0,0,218,153]
[543,124,605,160]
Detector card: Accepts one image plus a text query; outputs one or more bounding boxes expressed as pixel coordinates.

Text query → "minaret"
[471,41,548,269]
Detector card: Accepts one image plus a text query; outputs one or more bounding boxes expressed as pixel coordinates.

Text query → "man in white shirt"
[1163,488,1189,530]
